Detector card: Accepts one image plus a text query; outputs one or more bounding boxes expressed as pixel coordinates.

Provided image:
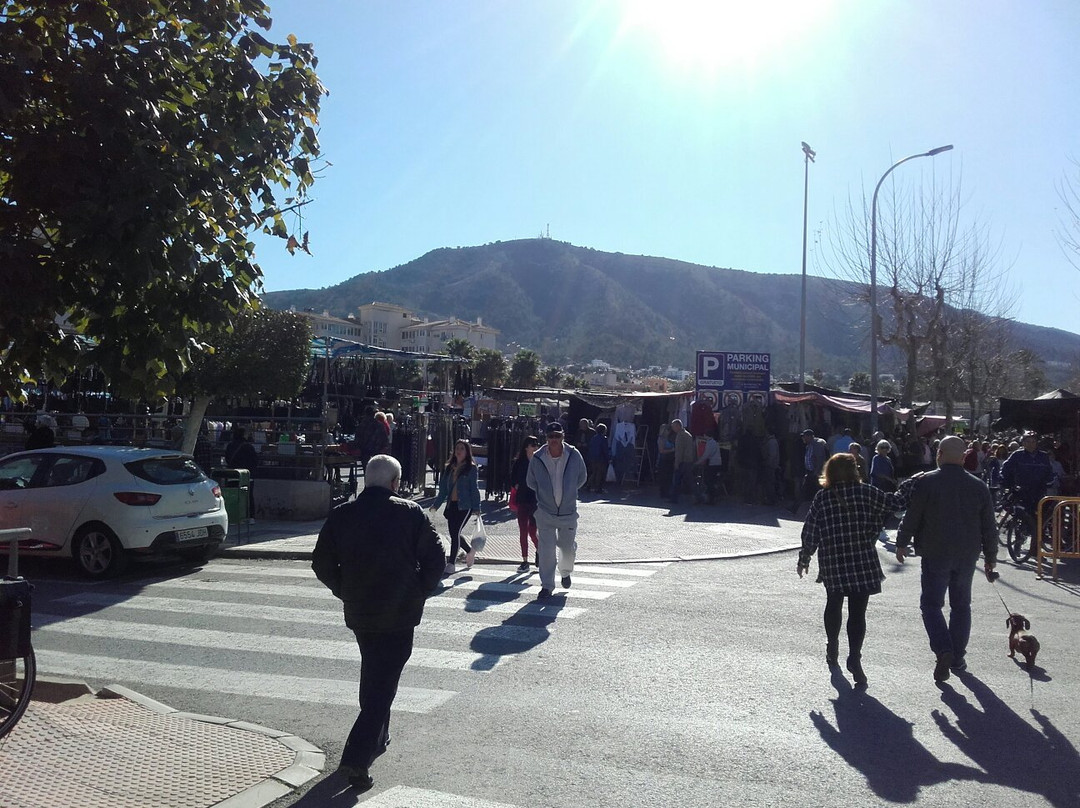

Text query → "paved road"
[24,535,1080,807]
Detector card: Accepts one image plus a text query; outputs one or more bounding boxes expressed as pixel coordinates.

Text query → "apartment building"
[291,309,363,341]
[400,317,499,354]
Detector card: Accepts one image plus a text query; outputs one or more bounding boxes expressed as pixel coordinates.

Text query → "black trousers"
[444,501,472,562]
[341,627,415,770]
[824,592,870,659]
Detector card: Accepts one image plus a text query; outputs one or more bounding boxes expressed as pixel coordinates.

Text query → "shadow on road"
[285,769,364,806]
[934,673,1080,807]
[810,672,985,802]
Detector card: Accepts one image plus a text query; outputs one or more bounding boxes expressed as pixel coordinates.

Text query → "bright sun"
[619,0,834,74]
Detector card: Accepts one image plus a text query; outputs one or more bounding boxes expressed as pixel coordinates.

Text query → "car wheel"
[73,525,128,578]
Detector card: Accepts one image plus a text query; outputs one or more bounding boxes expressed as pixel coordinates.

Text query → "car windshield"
[126,456,207,485]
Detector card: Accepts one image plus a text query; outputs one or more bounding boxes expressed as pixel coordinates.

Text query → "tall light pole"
[868,144,954,434]
[799,141,816,393]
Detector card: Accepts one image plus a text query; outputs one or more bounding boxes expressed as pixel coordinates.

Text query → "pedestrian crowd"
[310,407,1072,793]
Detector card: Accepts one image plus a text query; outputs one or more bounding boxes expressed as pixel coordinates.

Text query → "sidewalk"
[2,679,324,808]
[219,486,806,563]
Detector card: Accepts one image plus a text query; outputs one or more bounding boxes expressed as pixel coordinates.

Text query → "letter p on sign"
[702,356,720,377]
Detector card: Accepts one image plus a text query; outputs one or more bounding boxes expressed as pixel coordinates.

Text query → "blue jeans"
[919,556,976,660]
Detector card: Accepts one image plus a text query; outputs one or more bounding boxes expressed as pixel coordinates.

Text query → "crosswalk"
[32,559,664,716]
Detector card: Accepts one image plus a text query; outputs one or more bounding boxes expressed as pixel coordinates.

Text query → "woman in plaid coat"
[798,452,907,685]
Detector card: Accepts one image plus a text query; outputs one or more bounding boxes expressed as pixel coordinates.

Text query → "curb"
[63,680,326,808]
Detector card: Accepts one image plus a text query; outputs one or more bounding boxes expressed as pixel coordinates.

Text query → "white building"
[355,302,500,354]
[356,302,421,349]
[400,317,499,354]
[290,309,363,341]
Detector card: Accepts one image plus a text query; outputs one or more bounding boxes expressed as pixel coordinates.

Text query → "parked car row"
[0,446,227,577]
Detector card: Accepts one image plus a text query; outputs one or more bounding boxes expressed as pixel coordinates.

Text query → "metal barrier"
[1036,496,1080,580]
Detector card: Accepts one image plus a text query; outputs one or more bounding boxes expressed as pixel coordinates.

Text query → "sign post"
[695,351,771,411]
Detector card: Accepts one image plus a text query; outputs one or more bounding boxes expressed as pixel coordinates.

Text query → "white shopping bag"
[467,513,488,554]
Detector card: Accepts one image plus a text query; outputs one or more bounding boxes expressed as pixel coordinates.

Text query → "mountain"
[262,238,1080,382]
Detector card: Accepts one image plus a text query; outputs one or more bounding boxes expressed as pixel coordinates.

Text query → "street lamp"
[799,141,816,393]
[868,144,953,434]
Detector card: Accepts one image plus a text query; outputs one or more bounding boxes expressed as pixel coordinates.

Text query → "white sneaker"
[465,548,476,569]
[443,562,456,575]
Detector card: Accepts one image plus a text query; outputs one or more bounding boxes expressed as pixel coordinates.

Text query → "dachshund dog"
[1007,613,1040,668]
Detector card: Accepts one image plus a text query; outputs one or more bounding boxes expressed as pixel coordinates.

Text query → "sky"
[252,0,1080,335]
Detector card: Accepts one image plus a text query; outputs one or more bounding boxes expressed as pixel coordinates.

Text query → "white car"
[0,446,227,577]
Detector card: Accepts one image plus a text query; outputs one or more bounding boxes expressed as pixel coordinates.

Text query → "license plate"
[176,527,209,542]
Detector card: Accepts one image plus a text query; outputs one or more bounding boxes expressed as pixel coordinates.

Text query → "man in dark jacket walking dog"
[896,435,998,682]
[312,454,446,792]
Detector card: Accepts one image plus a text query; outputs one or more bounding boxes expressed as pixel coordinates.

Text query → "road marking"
[52,594,555,644]
[561,564,661,577]
[206,561,661,578]
[361,786,524,807]
[423,595,586,619]
[34,613,502,671]
[136,577,612,602]
[35,650,455,713]
[456,568,637,587]
[441,578,613,600]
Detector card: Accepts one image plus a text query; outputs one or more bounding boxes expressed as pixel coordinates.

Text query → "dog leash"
[986,568,1013,616]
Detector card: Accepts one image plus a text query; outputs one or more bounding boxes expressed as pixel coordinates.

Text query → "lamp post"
[799,141,816,392]
[868,144,953,434]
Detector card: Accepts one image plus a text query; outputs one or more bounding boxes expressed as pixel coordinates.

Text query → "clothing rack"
[391,414,425,494]
[484,416,543,499]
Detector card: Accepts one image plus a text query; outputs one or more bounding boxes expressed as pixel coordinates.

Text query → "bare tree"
[825,172,1015,416]
[1055,158,1080,269]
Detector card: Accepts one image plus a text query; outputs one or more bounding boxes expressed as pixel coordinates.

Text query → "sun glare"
[620,0,835,74]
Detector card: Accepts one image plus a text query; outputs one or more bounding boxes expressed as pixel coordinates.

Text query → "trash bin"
[211,467,250,524]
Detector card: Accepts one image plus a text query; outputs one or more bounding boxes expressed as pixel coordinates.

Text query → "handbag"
[508,486,518,513]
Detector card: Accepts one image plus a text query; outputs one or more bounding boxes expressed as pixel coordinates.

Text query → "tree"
[848,372,870,394]
[178,308,312,451]
[509,349,542,388]
[541,366,564,388]
[1056,158,1080,270]
[444,337,475,363]
[472,348,507,389]
[825,173,1013,414]
[0,2,326,399]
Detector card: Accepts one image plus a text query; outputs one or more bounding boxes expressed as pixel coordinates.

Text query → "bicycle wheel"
[1007,515,1035,564]
[0,649,36,739]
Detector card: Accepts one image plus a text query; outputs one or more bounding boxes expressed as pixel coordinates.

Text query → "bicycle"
[998,490,1049,564]
[0,527,35,740]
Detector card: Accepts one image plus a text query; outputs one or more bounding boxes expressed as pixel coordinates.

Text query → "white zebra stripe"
[362,786,524,807]
[135,577,612,602]
[51,594,555,644]
[33,613,502,672]
[455,568,636,587]
[35,650,455,713]
[441,578,613,600]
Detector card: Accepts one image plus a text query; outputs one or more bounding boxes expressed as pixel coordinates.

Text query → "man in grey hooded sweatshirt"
[527,421,589,599]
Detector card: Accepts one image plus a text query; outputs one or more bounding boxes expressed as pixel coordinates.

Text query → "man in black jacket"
[312,454,446,792]
[896,435,998,682]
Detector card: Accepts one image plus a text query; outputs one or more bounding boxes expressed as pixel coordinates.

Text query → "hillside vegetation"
[263,238,1080,384]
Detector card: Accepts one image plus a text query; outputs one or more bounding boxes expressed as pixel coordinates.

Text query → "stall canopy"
[479,387,693,406]
[772,390,894,415]
[995,389,1080,432]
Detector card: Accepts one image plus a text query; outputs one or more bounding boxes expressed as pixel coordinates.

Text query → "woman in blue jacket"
[431,439,482,574]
